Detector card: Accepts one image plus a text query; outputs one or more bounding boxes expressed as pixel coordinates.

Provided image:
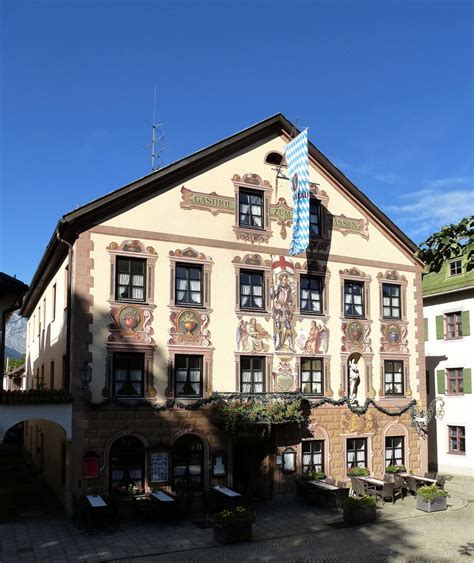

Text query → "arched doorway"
[109,436,145,495]
[172,434,204,490]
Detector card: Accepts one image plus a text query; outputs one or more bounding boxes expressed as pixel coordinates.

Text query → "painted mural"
[168,309,211,347]
[236,318,270,353]
[109,304,154,345]
[272,359,296,392]
[271,256,296,353]
[295,321,329,355]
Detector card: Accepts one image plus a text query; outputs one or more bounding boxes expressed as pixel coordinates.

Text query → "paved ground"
[0,475,473,562]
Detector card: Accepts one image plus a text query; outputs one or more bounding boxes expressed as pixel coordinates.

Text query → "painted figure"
[236,320,249,351]
[272,272,295,352]
[248,317,265,352]
[348,357,360,404]
[304,321,320,354]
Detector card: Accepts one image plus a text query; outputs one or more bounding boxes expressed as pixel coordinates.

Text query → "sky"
[1,0,473,284]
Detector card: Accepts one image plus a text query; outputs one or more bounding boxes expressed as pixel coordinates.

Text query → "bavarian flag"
[285,129,310,255]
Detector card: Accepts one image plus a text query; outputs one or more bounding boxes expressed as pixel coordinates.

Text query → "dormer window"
[450,260,462,276]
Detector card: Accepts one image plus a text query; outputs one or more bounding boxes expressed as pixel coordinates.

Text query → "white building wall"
[424,293,473,476]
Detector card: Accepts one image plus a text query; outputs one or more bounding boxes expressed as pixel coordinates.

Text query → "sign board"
[149,450,169,483]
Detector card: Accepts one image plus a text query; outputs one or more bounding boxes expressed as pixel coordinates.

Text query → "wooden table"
[86,495,107,507]
[212,486,242,498]
[411,475,437,485]
[358,477,384,489]
[307,480,349,510]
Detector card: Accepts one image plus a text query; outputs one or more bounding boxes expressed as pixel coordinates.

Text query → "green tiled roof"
[423,244,474,297]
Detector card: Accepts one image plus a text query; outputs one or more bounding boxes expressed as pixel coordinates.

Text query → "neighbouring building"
[424,246,473,476]
[12,114,428,513]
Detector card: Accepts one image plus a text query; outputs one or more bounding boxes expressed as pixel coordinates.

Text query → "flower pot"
[416,495,447,513]
[343,505,377,525]
[213,520,252,543]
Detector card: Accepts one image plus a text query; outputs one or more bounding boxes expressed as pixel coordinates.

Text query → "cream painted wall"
[86,134,421,405]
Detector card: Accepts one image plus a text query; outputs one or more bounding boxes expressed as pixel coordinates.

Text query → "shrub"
[303,470,326,481]
[344,495,377,509]
[214,506,253,527]
[385,464,406,474]
[347,466,369,477]
[416,484,448,502]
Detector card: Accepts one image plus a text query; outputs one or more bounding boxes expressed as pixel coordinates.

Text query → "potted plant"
[343,495,377,525]
[213,506,254,544]
[347,466,370,477]
[385,464,406,474]
[416,484,448,513]
[303,470,326,481]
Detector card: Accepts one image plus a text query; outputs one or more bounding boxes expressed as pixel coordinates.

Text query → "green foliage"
[385,464,406,474]
[212,398,306,434]
[303,470,326,481]
[417,216,474,273]
[214,506,253,527]
[416,484,448,502]
[4,356,25,372]
[346,466,370,477]
[344,495,377,509]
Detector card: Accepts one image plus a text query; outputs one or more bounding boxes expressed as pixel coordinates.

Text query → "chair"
[329,487,349,511]
[377,482,396,504]
[351,477,376,497]
[436,476,446,490]
[393,475,406,501]
[405,476,420,496]
[383,473,395,482]
[425,472,437,479]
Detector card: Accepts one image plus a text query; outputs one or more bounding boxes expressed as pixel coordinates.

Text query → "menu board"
[149,450,169,483]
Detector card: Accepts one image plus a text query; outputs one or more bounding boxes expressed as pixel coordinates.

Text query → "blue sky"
[1,0,473,284]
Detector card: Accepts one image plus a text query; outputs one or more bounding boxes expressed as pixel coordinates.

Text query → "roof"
[0,272,28,295]
[423,244,474,298]
[21,113,420,316]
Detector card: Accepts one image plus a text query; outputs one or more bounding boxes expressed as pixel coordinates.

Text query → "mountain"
[5,311,26,357]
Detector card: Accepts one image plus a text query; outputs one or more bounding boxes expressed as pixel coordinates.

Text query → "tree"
[417,216,474,273]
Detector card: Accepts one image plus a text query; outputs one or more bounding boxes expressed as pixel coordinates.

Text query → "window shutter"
[464,368,472,394]
[424,318,428,341]
[461,311,470,337]
[436,370,445,394]
[436,315,444,340]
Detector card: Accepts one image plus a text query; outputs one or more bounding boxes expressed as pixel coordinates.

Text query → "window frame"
[344,280,365,318]
[449,260,462,276]
[238,188,264,230]
[174,354,204,398]
[447,368,464,395]
[115,256,147,303]
[384,360,405,396]
[346,438,367,469]
[445,312,462,339]
[112,352,145,398]
[299,275,323,315]
[385,436,404,467]
[300,357,324,396]
[240,356,265,393]
[309,197,321,237]
[301,440,324,475]
[175,263,203,306]
[382,283,401,320]
[448,425,465,455]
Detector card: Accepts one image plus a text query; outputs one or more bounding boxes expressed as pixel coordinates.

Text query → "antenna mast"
[149,85,165,171]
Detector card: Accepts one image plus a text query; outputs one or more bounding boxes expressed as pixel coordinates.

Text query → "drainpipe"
[55,228,73,392]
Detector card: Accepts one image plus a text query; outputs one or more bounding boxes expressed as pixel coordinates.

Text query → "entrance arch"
[172,434,204,490]
[109,435,146,494]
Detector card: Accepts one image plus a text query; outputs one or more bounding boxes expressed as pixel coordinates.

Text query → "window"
[347,438,367,468]
[301,358,323,395]
[175,355,203,397]
[113,352,144,397]
[384,360,404,395]
[50,361,55,390]
[450,260,462,276]
[447,368,464,394]
[448,426,465,454]
[239,189,263,228]
[175,264,203,305]
[385,436,404,466]
[52,284,57,322]
[240,356,265,393]
[240,270,264,310]
[382,284,401,319]
[172,434,203,490]
[110,436,145,494]
[115,257,146,301]
[309,198,321,236]
[302,440,324,475]
[446,312,462,338]
[300,276,322,314]
[344,281,364,317]
[265,152,286,167]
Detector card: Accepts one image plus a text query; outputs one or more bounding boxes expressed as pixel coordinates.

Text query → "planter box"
[343,505,377,525]
[416,495,447,513]
[214,521,252,544]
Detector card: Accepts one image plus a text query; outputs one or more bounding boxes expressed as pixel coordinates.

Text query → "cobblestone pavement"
[0,476,473,562]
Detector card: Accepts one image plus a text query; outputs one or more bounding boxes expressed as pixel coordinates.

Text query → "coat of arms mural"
[109,304,154,344]
[169,309,211,347]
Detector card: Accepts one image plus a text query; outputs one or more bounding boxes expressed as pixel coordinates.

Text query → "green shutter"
[436,315,444,340]
[436,370,445,394]
[464,368,471,394]
[461,311,470,337]
[424,318,428,341]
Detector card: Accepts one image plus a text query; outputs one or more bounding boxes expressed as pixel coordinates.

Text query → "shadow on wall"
[425,354,447,473]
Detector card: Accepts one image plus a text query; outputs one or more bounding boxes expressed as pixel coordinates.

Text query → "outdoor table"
[411,475,437,485]
[149,491,177,523]
[86,494,107,507]
[210,485,242,512]
[358,477,384,489]
[308,480,339,491]
[307,480,349,510]
[212,486,242,498]
[78,495,110,531]
[150,491,175,502]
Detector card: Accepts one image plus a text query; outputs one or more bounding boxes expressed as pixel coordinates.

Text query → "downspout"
[55,228,73,391]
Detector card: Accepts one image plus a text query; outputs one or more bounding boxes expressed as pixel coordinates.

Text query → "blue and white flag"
[285,129,310,256]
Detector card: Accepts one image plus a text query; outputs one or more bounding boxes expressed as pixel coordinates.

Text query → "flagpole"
[274,117,299,204]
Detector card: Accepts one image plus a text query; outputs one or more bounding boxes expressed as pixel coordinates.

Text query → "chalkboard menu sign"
[149,450,169,483]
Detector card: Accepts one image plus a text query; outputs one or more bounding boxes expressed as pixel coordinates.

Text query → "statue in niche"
[271,272,296,352]
[348,357,361,405]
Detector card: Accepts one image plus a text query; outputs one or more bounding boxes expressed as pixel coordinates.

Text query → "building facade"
[18,114,427,512]
[424,248,473,476]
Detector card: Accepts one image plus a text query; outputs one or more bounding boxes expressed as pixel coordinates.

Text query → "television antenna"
[145,85,165,171]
